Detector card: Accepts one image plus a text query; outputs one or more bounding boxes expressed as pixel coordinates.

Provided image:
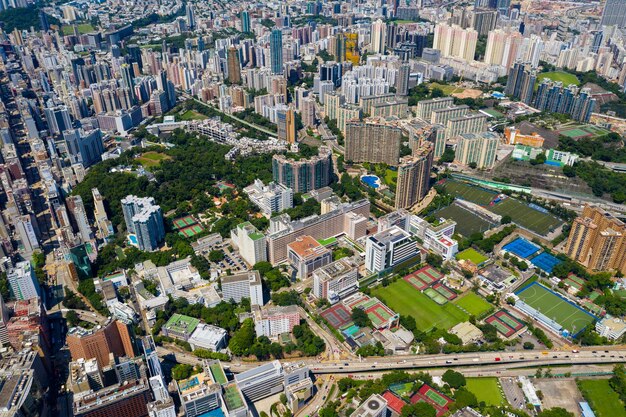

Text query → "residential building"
[371,19,387,54]
[277,106,296,144]
[231,222,267,266]
[67,319,135,368]
[564,205,626,274]
[266,199,370,264]
[188,323,228,351]
[445,113,488,139]
[235,360,285,402]
[353,394,388,417]
[287,235,333,279]
[431,105,468,125]
[73,378,152,417]
[365,226,419,273]
[253,304,300,337]
[395,144,434,209]
[227,46,242,84]
[244,180,293,217]
[433,23,478,62]
[7,261,41,301]
[221,271,264,305]
[66,195,94,242]
[121,195,165,251]
[272,146,333,193]
[162,314,200,341]
[533,81,596,122]
[601,0,626,27]
[415,97,454,120]
[93,188,114,240]
[63,128,105,167]
[345,119,402,165]
[312,259,358,303]
[454,131,500,169]
[595,316,626,340]
[505,62,537,104]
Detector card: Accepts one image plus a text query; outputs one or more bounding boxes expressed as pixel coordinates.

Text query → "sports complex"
[502,237,563,274]
[514,282,597,336]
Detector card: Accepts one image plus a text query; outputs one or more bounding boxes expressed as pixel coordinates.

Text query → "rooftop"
[288,235,330,259]
[221,270,262,286]
[164,314,200,335]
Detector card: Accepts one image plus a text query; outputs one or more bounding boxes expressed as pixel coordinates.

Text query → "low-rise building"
[353,394,388,417]
[235,360,285,402]
[449,321,484,344]
[595,316,626,340]
[312,259,359,303]
[285,378,314,413]
[287,235,333,279]
[162,314,200,341]
[365,226,418,273]
[188,323,228,352]
[244,179,293,217]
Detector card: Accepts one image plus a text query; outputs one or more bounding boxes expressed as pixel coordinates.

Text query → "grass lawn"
[536,71,580,88]
[453,292,493,317]
[179,109,208,121]
[516,282,595,334]
[456,248,488,264]
[444,180,496,205]
[384,169,397,186]
[62,23,95,35]
[578,379,626,417]
[372,280,468,331]
[136,151,171,168]
[466,378,504,406]
[429,82,464,96]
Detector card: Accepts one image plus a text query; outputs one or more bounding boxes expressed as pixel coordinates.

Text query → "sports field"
[578,379,626,417]
[179,109,208,121]
[456,248,488,264]
[516,282,595,334]
[536,71,580,88]
[453,292,493,317]
[466,378,505,406]
[490,199,562,235]
[558,124,610,140]
[444,181,495,205]
[485,310,525,338]
[373,280,468,331]
[443,180,563,236]
[435,204,497,237]
[425,287,448,304]
[136,151,171,168]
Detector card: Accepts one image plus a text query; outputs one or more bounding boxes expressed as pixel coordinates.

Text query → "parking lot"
[500,377,526,410]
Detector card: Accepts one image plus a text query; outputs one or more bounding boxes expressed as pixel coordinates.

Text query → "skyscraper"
[227,46,242,84]
[394,143,433,209]
[345,119,402,165]
[121,195,165,251]
[504,62,536,104]
[454,131,500,169]
[270,29,283,74]
[272,146,333,193]
[397,63,410,96]
[564,205,626,274]
[371,19,387,54]
[186,3,196,30]
[601,0,626,27]
[63,128,105,168]
[533,80,596,122]
[67,320,135,368]
[120,63,136,105]
[276,107,296,144]
[44,105,73,136]
[433,23,477,62]
[241,11,251,33]
[7,261,41,301]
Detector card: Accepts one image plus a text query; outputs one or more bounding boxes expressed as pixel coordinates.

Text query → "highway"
[157,346,626,374]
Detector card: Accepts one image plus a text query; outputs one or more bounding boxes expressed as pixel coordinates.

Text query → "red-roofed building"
[382,391,407,415]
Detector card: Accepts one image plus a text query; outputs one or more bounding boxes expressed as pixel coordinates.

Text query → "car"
[552,355,557,358]
[446,360,452,364]
[495,357,501,361]
[572,349,579,353]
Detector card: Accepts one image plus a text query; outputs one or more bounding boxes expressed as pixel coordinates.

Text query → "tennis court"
[503,237,541,259]
[410,385,453,417]
[433,283,457,301]
[321,304,353,329]
[530,252,562,274]
[404,273,430,290]
[485,310,525,338]
[425,288,448,305]
[516,282,596,334]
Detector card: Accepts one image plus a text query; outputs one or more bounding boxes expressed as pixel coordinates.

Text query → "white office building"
[595,316,626,340]
[312,259,358,303]
[7,261,41,300]
[230,222,267,266]
[188,323,228,352]
[244,179,293,217]
[221,271,264,306]
[353,394,388,417]
[365,226,419,273]
[235,360,285,402]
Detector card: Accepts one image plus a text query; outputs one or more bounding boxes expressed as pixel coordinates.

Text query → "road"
[157,346,626,374]
[181,93,278,137]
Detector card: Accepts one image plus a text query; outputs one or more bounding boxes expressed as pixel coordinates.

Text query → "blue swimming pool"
[128,234,138,246]
[343,324,360,336]
[361,175,381,189]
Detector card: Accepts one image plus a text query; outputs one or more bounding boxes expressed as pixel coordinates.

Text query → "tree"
[501,215,512,224]
[453,388,478,409]
[401,402,436,417]
[172,364,194,380]
[228,319,255,356]
[523,342,535,350]
[351,307,372,328]
[280,393,287,405]
[468,162,478,169]
[426,253,443,268]
[537,408,574,417]
[209,250,225,262]
[65,310,79,327]
[442,369,466,389]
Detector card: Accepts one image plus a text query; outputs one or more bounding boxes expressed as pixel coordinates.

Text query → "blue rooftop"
[579,402,595,417]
